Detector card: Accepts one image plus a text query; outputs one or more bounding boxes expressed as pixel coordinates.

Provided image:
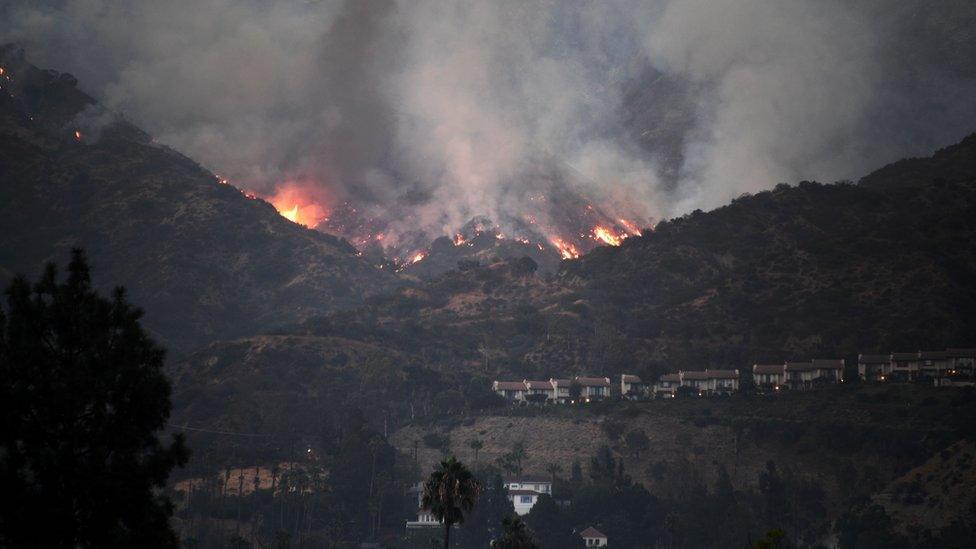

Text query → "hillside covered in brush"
[0,46,399,352]
[170,131,976,458]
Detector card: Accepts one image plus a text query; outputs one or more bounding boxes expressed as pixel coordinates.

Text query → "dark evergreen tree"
[491,516,537,549]
[0,249,189,547]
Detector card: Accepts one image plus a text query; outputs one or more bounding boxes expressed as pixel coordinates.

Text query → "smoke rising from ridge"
[4,0,976,240]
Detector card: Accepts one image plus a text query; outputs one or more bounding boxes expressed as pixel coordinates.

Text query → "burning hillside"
[238,158,652,277]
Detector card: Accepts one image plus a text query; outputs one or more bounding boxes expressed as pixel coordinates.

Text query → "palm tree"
[469,439,484,469]
[492,516,537,548]
[422,456,482,549]
[545,463,562,488]
[510,442,527,478]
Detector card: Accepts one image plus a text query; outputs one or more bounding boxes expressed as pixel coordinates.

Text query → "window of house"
[520,496,533,504]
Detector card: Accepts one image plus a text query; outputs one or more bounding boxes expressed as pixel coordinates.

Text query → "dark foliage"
[0,249,188,547]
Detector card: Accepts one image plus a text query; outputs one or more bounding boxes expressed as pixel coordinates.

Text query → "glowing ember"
[411,252,426,263]
[454,233,466,246]
[495,232,505,240]
[592,226,625,246]
[550,237,580,260]
[74,130,82,141]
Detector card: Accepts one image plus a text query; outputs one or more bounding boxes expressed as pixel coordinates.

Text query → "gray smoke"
[3,0,975,235]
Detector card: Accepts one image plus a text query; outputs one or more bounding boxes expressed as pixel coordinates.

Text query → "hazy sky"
[4,0,975,238]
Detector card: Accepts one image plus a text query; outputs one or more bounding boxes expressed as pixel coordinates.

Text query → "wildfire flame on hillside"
[550,237,581,259]
[262,182,329,227]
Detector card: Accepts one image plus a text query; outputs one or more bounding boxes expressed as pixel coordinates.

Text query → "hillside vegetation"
[0,46,399,352]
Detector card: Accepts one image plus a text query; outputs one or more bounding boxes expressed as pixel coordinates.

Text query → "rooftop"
[494,381,526,391]
[858,354,889,364]
[753,364,785,374]
[621,374,643,383]
[575,377,611,387]
[811,359,845,369]
[580,527,607,539]
[946,348,976,358]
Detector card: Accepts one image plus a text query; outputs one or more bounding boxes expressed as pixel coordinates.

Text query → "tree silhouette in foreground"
[422,456,481,549]
[492,516,538,548]
[0,250,189,547]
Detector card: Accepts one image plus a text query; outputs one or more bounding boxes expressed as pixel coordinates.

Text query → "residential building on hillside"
[858,354,891,381]
[493,381,527,402]
[576,377,611,400]
[505,476,552,515]
[652,370,740,396]
[505,476,552,495]
[525,380,556,402]
[785,360,843,389]
[919,351,950,379]
[753,364,786,390]
[580,527,608,547]
[504,476,553,516]
[405,483,441,529]
[890,352,924,381]
[620,374,648,399]
[947,348,976,375]
[551,378,573,402]
[652,373,681,398]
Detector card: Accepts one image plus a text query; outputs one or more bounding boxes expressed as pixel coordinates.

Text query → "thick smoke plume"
[4,0,975,240]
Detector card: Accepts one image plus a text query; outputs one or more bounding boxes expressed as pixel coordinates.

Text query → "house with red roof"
[580,526,608,547]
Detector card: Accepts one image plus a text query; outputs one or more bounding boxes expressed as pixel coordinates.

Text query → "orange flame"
[280,204,300,223]
[550,237,580,260]
[618,218,643,237]
[264,182,329,227]
[592,226,626,246]
[454,233,466,246]
[411,252,426,263]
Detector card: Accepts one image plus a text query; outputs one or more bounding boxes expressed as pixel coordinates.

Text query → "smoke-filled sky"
[4,0,976,239]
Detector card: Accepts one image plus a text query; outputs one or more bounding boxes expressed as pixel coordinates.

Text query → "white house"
[785,360,843,389]
[505,476,552,495]
[504,476,552,515]
[405,508,441,529]
[753,364,786,390]
[857,354,891,382]
[575,377,611,400]
[493,380,527,402]
[524,379,556,402]
[918,351,950,379]
[508,489,540,515]
[551,378,573,402]
[405,483,441,529]
[580,526,608,547]
[620,374,648,399]
[677,369,739,395]
[890,352,921,381]
[946,348,976,377]
[652,373,681,398]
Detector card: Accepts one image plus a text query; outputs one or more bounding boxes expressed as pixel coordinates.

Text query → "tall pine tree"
[0,250,188,547]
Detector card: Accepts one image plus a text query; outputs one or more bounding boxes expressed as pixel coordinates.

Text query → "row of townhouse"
[857,348,976,385]
[750,359,845,391]
[492,347,975,405]
[651,369,741,398]
[492,377,613,403]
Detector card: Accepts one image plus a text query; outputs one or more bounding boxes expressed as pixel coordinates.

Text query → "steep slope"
[0,47,399,352]
[171,132,976,456]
